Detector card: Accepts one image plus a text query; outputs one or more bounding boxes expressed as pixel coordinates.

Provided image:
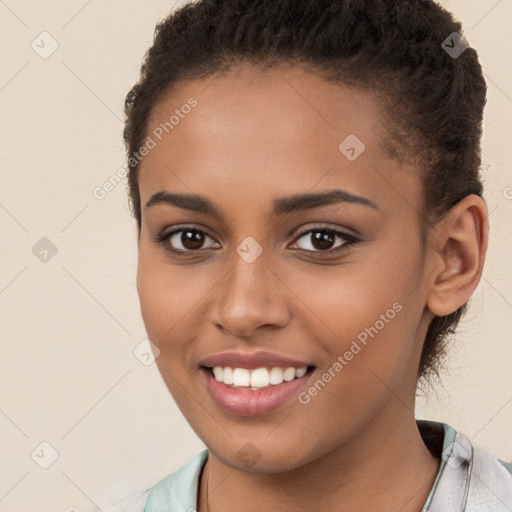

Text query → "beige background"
[1,0,511,510]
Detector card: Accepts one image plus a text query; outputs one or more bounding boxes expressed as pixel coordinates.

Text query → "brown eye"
[179,230,206,250]
[158,227,220,253]
[309,231,337,251]
[291,227,358,253]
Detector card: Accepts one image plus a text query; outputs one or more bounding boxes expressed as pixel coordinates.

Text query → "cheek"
[136,252,204,407]
[136,245,215,357]
[136,245,186,346]
[285,255,409,327]
[137,261,174,340]
[285,247,423,375]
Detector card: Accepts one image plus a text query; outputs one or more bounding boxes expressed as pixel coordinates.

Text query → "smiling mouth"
[202,365,316,390]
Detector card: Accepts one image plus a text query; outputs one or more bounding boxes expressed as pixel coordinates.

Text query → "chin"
[204,433,323,475]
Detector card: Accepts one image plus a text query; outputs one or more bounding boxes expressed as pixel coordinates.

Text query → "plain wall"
[1,0,511,510]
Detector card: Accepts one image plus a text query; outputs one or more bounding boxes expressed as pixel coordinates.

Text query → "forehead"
[139,63,420,218]
[145,63,388,155]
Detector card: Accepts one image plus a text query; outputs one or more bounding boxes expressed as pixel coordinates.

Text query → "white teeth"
[212,366,223,382]
[232,368,250,387]
[250,368,270,388]
[296,367,307,378]
[223,366,234,385]
[211,366,308,389]
[269,367,284,385]
[283,367,296,381]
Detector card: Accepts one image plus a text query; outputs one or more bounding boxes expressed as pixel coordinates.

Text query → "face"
[136,63,435,473]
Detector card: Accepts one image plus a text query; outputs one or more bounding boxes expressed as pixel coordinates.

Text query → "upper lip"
[199,351,313,370]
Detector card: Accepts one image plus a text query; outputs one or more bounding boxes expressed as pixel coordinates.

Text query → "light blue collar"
[143,449,208,511]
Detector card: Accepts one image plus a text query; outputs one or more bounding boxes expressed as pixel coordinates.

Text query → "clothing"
[116,420,512,511]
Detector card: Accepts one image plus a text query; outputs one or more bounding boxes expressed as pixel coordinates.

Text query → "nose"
[208,248,291,339]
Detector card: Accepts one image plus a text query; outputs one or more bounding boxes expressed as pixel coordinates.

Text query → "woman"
[119,0,512,510]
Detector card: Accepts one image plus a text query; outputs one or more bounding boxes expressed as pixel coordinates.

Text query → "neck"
[198,401,440,512]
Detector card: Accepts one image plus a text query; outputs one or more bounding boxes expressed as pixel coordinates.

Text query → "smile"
[210,366,308,389]
[200,365,315,416]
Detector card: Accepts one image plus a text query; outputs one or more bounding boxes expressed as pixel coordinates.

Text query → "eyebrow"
[144,189,379,217]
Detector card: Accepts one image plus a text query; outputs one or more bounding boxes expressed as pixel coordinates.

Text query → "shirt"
[114,420,512,511]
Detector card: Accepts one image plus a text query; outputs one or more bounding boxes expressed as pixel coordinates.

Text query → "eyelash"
[153,225,360,258]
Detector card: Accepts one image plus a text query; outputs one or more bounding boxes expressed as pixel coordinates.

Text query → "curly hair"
[123,0,487,384]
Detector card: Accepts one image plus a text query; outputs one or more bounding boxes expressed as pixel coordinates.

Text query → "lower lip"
[200,367,313,416]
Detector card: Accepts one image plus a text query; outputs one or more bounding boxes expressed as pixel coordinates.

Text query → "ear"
[426,194,489,317]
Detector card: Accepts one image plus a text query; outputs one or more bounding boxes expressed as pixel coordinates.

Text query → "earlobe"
[426,195,488,317]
